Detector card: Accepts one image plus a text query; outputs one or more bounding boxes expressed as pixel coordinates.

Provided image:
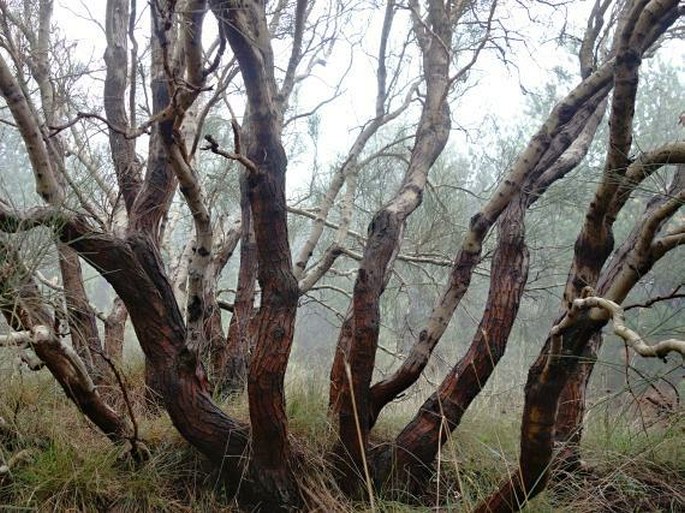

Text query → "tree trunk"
[214,173,257,394]
[210,1,302,505]
[0,241,132,445]
[332,1,453,491]
[57,243,110,383]
[474,318,604,513]
[384,196,529,492]
[130,5,177,401]
[64,230,252,483]
[553,334,599,473]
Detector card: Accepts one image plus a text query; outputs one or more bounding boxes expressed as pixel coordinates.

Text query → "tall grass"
[1,356,682,512]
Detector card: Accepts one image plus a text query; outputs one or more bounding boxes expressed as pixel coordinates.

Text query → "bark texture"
[478,3,683,510]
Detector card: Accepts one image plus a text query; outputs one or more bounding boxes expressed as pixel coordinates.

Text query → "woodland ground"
[1,356,683,513]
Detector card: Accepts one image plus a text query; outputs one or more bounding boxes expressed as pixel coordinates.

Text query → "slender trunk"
[131,7,177,400]
[214,173,257,394]
[366,67,611,429]
[243,125,300,506]
[57,243,110,383]
[333,1,453,490]
[384,197,529,491]
[208,1,303,505]
[553,334,599,473]
[104,0,142,212]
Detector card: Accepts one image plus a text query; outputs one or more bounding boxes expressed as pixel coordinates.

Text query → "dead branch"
[202,134,258,174]
[624,284,685,311]
[47,109,171,139]
[555,296,685,359]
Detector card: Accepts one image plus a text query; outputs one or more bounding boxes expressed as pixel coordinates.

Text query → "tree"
[0,0,683,511]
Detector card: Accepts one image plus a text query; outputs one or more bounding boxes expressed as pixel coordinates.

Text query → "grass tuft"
[1,357,682,512]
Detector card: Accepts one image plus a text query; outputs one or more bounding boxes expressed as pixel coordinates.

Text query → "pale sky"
[52,1,684,193]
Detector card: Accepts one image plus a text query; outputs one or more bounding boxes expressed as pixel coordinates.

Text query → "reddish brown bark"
[554,165,685,468]
[474,318,604,513]
[57,243,110,383]
[127,4,177,401]
[211,1,302,505]
[328,312,353,413]
[213,174,257,394]
[387,197,528,489]
[243,133,299,506]
[553,335,598,472]
[478,4,683,510]
[367,75,611,430]
[0,241,132,445]
[62,228,251,483]
[128,5,175,240]
[332,1,453,491]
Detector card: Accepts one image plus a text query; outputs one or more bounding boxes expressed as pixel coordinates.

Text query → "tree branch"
[556,296,685,359]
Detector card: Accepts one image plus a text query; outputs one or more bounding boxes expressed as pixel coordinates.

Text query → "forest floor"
[1,359,683,512]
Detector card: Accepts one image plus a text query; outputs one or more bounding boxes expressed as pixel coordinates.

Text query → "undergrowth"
[0,358,682,512]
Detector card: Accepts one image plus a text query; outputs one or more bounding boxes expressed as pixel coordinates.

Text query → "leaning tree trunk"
[0,241,133,445]
[330,0,453,493]
[553,334,600,473]
[366,41,611,496]
[554,160,685,471]
[130,7,177,403]
[63,229,253,486]
[474,320,604,513]
[365,42,612,433]
[477,3,684,510]
[57,243,112,384]
[378,195,528,492]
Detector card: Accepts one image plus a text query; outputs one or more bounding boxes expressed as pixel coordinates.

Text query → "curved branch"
[565,296,685,359]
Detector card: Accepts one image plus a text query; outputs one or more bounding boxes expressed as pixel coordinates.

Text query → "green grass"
[1,358,683,512]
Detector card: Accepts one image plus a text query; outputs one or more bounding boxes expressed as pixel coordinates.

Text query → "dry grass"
[1,357,683,512]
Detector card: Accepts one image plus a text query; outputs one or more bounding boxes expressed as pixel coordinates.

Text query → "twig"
[202,134,258,174]
[91,347,149,462]
[624,284,684,311]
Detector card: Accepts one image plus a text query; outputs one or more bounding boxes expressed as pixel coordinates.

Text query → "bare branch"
[554,296,685,359]
[202,134,258,174]
[624,284,685,311]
